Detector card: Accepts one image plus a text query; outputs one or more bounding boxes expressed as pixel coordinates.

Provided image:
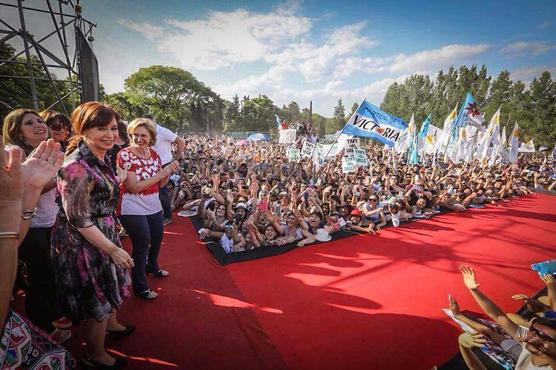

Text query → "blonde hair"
[127,118,157,145]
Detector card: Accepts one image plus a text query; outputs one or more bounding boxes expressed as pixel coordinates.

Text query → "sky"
[4,0,556,116]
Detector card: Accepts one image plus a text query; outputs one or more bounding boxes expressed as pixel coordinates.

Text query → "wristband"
[0,232,19,240]
[21,208,38,220]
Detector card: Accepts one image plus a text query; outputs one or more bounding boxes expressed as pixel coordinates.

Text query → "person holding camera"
[117,118,180,300]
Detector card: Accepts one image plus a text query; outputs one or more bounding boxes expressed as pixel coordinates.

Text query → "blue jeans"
[119,211,164,294]
[159,184,172,219]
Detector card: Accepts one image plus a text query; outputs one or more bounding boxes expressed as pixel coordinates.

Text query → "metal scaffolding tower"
[0,0,97,115]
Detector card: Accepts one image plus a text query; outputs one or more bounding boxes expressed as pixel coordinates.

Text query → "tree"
[103,92,147,121]
[124,65,222,132]
[240,95,275,132]
[349,102,359,119]
[484,70,512,124]
[285,101,301,123]
[528,72,556,144]
[333,99,346,130]
[0,42,79,119]
[224,94,241,132]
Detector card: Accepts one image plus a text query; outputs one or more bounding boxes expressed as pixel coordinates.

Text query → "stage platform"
[66,193,556,369]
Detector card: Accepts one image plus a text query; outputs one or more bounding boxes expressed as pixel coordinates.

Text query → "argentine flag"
[342,100,408,147]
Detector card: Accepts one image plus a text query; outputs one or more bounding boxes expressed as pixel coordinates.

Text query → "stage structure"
[0,0,98,115]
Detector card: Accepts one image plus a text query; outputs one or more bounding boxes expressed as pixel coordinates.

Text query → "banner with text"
[341,100,408,147]
[279,129,297,144]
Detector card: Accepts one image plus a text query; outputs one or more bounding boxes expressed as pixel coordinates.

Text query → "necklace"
[132,147,150,159]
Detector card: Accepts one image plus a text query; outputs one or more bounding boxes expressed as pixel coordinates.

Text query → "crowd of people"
[1,101,555,370]
[167,133,555,254]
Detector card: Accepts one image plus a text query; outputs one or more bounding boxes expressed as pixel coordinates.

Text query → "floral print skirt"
[51,216,131,322]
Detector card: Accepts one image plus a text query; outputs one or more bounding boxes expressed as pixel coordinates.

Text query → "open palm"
[459,265,480,290]
[22,139,64,189]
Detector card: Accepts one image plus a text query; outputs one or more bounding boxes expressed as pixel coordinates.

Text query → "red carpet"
[67,194,555,369]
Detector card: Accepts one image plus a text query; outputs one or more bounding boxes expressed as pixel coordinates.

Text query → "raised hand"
[511,294,529,301]
[22,139,64,190]
[457,332,487,349]
[447,294,462,317]
[459,265,480,290]
[541,274,555,286]
[0,141,23,203]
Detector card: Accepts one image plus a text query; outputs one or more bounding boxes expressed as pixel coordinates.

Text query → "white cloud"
[265,21,376,81]
[116,19,164,41]
[510,65,556,82]
[155,10,311,70]
[500,41,556,56]
[389,44,490,72]
[334,44,489,78]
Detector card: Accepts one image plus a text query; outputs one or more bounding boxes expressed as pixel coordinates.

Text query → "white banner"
[279,129,297,144]
[287,147,301,162]
[342,156,357,173]
[301,139,316,158]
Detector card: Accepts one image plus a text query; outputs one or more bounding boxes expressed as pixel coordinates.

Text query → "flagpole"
[322,100,366,163]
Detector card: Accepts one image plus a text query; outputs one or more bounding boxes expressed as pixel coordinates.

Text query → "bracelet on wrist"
[0,231,20,240]
[21,208,38,220]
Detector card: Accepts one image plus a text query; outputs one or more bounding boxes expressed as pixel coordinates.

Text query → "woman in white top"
[117,118,179,300]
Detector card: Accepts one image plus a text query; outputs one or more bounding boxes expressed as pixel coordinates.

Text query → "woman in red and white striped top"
[117,118,179,300]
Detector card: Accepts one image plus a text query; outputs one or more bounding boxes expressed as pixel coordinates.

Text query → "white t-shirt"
[513,326,551,370]
[153,124,177,165]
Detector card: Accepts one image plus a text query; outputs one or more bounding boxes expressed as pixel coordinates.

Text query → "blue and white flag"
[341,100,408,147]
[275,114,282,128]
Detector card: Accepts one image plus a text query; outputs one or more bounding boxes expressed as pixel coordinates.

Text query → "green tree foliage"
[0,42,80,119]
[284,101,301,123]
[103,92,147,121]
[528,72,556,143]
[238,95,275,132]
[380,65,555,144]
[333,99,345,130]
[224,94,241,131]
[124,65,222,132]
[350,102,359,117]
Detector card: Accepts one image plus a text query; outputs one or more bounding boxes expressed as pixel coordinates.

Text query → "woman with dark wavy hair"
[40,109,72,151]
[52,101,134,369]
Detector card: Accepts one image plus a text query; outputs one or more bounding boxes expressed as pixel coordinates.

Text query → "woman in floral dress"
[51,102,134,370]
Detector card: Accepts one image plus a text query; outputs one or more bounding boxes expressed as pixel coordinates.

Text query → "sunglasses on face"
[50,122,72,131]
[529,325,556,343]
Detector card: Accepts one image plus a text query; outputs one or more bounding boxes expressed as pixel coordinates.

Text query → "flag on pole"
[499,126,508,163]
[451,92,482,145]
[342,100,408,147]
[408,127,419,165]
[518,139,535,153]
[439,106,457,152]
[425,124,440,154]
[395,113,414,154]
[419,114,431,139]
[479,107,501,160]
[453,92,481,129]
[508,122,519,162]
[275,114,282,128]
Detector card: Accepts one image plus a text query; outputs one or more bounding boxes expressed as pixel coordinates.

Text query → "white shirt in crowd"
[153,124,177,166]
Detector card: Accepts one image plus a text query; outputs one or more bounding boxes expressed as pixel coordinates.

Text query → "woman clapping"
[117,118,179,300]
